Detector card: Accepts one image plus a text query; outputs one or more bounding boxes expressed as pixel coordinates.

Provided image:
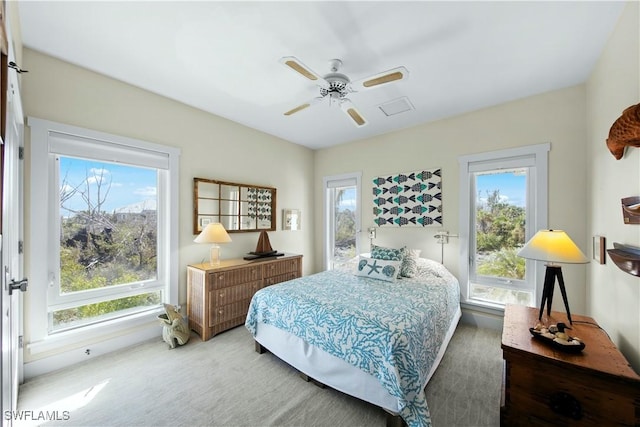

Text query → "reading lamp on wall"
[194,223,232,266]
[433,230,458,264]
[367,227,377,249]
[517,229,588,325]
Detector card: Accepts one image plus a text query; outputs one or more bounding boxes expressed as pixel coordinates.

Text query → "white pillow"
[400,248,422,278]
[415,257,452,278]
[355,256,401,282]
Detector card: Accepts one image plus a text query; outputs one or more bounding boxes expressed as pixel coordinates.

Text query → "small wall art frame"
[593,235,606,264]
[283,209,301,231]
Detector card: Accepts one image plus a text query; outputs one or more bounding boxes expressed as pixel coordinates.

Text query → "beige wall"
[21,48,316,318]
[315,84,589,313]
[586,1,640,371]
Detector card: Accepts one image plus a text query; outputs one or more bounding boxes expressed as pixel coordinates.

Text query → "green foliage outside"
[333,187,357,262]
[476,190,526,280]
[335,209,356,251]
[55,211,160,328]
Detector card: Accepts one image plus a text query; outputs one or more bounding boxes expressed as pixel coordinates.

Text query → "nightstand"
[501,304,640,426]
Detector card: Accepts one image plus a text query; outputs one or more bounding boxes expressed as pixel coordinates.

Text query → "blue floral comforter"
[245,264,460,427]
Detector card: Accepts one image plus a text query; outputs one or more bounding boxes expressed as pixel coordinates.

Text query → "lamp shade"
[517,229,588,264]
[194,223,232,244]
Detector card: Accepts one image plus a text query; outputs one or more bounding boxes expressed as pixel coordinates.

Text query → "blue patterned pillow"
[355,256,401,282]
[370,244,406,262]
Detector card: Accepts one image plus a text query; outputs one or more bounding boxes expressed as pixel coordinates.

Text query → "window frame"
[28,117,180,348]
[322,172,361,271]
[458,143,549,310]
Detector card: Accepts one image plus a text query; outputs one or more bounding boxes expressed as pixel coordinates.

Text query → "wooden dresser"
[501,304,640,426]
[187,254,302,341]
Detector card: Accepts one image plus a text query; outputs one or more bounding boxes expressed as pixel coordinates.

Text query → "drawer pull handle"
[219,292,225,298]
[549,391,582,420]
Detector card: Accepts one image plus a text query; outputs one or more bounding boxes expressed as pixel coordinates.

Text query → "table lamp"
[517,229,588,324]
[194,223,232,265]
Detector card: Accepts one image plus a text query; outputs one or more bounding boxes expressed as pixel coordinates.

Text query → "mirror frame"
[193,177,277,234]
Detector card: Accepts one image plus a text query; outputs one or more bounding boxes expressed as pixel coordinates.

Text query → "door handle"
[9,278,28,295]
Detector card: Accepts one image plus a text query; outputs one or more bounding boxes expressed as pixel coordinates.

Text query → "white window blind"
[48,131,169,170]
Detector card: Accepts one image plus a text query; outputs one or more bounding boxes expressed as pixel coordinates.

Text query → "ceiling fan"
[280,56,409,127]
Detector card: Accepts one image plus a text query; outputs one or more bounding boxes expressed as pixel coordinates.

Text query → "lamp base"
[210,244,221,266]
[538,265,573,324]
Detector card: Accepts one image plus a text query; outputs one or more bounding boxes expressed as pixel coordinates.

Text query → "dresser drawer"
[210,299,252,326]
[263,258,300,278]
[264,272,299,287]
[210,281,261,307]
[208,266,261,289]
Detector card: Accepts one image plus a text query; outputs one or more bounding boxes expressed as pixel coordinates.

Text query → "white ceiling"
[18,1,625,150]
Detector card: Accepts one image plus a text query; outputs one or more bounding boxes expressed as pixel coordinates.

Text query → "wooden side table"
[501,304,640,426]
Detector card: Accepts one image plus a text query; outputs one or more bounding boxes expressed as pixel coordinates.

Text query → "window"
[459,143,549,310]
[29,118,179,343]
[323,173,361,270]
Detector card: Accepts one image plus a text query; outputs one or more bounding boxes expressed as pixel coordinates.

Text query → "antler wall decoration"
[606,102,640,160]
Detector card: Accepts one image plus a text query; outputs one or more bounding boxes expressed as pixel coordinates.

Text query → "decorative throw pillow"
[370,244,406,262]
[355,256,401,282]
[415,257,451,279]
[400,248,422,278]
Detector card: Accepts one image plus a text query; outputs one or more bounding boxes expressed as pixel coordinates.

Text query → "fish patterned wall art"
[373,168,442,227]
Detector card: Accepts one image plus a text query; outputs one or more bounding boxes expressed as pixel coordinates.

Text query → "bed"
[245,255,461,427]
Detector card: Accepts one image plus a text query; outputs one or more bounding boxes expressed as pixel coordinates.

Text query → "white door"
[1,52,25,426]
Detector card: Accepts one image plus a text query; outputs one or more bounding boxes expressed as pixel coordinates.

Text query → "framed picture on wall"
[593,235,606,264]
[283,209,300,231]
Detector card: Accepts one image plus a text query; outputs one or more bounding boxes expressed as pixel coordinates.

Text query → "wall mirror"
[193,178,276,234]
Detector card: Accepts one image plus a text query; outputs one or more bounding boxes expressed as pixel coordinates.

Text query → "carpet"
[17,323,502,427]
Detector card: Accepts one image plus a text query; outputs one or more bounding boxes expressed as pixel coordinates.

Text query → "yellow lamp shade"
[517,229,588,264]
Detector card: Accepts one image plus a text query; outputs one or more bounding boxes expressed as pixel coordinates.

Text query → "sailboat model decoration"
[243,231,284,260]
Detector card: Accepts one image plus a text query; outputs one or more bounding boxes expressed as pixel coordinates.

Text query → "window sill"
[460,300,509,330]
[461,300,506,316]
[27,307,164,356]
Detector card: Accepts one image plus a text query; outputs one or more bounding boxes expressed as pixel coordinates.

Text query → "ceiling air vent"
[378,97,414,117]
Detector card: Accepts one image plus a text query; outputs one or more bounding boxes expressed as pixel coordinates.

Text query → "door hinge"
[18,240,23,254]
[19,336,23,349]
[18,146,24,160]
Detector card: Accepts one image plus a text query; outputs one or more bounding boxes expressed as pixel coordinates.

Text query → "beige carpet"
[17,323,502,427]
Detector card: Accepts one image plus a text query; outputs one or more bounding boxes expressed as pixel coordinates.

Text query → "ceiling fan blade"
[280,56,329,88]
[351,66,409,90]
[284,97,323,116]
[341,99,367,127]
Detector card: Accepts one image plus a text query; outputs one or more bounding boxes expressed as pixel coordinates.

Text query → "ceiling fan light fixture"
[280,56,407,127]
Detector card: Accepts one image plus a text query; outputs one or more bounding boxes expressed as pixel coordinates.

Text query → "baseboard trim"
[23,326,161,380]
[460,305,504,331]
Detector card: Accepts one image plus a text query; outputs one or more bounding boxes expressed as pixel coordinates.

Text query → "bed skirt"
[253,305,461,414]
